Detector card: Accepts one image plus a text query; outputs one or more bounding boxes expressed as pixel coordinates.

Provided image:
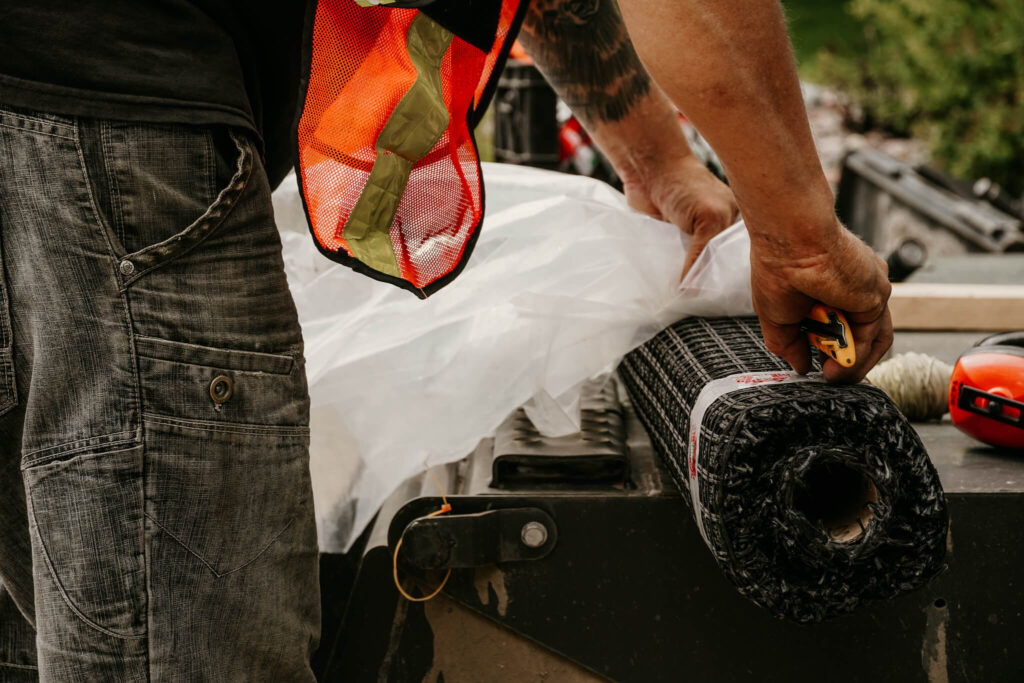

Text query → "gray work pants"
[0,103,320,681]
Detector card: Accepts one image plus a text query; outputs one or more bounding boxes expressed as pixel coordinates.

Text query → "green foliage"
[818,0,1024,193]
[784,0,866,77]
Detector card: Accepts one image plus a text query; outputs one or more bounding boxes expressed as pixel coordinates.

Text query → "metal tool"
[800,304,856,368]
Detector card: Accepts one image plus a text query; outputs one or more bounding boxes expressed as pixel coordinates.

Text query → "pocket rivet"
[209,375,233,405]
[119,260,136,276]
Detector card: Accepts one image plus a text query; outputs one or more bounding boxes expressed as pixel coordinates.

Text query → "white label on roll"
[687,371,825,546]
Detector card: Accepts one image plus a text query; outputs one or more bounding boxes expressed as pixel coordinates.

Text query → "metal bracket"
[397,507,557,570]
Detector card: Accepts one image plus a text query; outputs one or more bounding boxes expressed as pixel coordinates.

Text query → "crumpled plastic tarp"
[272,162,754,552]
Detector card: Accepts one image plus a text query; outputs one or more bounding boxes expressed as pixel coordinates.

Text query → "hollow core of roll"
[793,461,879,543]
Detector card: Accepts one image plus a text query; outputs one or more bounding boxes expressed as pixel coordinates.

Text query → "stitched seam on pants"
[75,121,130,272]
[27,495,146,641]
[0,105,75,136]
[144,488,154,683]
[0,259,14,350]
[205,129,217,215]
[0,352,16,418]
[72,118,145,454]
[0,121,74,140]
[100,121,127,252]
[20,430,140,470]
[125,288,151,681]
[143,413,310,436]
[144,512,297,578]
[134,335,294,375]
[0,223,18,417]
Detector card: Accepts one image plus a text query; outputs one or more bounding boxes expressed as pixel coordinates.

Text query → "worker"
[520,0,892,383]
[0,0,892,679]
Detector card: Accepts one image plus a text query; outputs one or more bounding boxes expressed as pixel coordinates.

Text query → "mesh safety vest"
[295,0,527,297]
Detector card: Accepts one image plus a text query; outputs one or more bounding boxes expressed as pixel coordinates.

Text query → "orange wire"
[425,461,450,508]
[392,463,453,602]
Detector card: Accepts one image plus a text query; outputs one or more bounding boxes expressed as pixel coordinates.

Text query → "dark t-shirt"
[0,1,307,188]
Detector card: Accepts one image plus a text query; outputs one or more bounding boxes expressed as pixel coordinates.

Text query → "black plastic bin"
[492,60,560,170]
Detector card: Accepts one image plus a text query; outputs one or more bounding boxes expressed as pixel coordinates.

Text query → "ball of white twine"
[866,352,954,422]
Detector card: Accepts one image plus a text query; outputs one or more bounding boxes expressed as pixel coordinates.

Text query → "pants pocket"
[137,338,311,576]
[135,337,308,427]
[24,447,145,639]
[0,231,15,418]
[79,121,255,284]
[142,417,311,578]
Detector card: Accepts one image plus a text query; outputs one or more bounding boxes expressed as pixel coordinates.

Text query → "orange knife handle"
[805,304,856,368]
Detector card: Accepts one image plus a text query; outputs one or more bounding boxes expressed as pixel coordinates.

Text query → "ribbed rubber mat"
[620,316,947,622]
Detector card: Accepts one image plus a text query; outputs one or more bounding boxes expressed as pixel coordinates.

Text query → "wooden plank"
[889,283,1024,331]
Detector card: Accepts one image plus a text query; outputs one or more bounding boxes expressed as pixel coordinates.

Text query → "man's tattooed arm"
[517,0,740,278]
[518,0,651,126]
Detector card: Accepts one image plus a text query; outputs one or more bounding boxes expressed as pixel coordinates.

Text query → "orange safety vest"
[295,0,527,298]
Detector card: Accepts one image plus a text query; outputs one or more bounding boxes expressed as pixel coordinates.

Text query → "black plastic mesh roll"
[619,316,948,623]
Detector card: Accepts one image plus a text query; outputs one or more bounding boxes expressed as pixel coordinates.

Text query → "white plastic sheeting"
[272,162,754,552]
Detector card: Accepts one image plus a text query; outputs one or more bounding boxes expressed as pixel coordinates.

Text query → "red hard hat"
[949,332,1024,450]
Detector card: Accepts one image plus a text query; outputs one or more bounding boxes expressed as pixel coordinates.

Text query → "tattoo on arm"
[518,0,652,125]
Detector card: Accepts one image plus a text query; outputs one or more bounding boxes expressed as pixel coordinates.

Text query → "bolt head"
[520,521,548,548]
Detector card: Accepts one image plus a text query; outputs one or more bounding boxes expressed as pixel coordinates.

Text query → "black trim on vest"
[471,0,529,127]
[422,0,503,54]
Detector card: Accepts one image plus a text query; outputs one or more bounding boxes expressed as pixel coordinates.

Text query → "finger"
[625,188,663,221]
[728,202,741,225]
[823,306,893,383]
[680,206,736,276]
[856,306,894,380]
[760,318,812,375]
[681,234,711,277]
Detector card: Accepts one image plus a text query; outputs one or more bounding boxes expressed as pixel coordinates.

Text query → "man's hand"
[518,0,738,275]
[621,154,739,276]
[613,0,896,380]
[750,218,893,383]
[521,0,895,381]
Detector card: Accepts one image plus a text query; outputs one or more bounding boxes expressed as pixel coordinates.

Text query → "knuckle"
[863,282,891,314]
[878,255,891,279]
[762,334,787,356]
[879,278,893,300]
[692,203,728,230]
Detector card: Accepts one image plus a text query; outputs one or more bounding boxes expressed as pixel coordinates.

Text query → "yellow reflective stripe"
[345,14,453,277]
